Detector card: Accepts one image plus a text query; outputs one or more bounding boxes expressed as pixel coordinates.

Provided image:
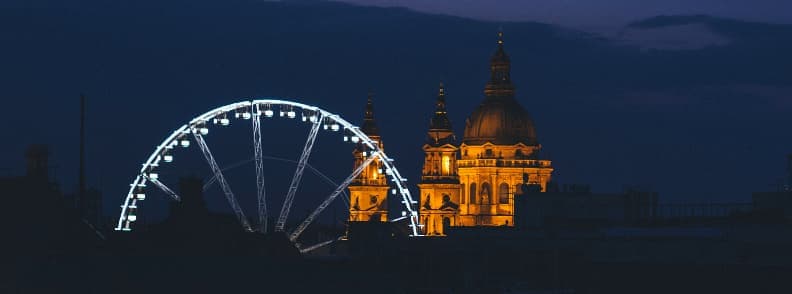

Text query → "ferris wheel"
[114,99,423,247]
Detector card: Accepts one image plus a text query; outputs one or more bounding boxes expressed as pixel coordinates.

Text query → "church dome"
[463,97,537,145]
[462,31,538,146]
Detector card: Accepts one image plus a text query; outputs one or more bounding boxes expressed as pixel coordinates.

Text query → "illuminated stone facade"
[419,33,553,235]
[348,95,389,222]
[417,84,462,235]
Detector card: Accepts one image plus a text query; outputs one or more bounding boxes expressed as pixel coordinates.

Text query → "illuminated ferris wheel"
[115,99,422,250]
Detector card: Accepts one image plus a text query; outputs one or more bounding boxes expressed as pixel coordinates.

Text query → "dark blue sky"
[1,0,790,222]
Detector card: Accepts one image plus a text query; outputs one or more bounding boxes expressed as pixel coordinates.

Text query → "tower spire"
[361,92,379,137]
[348,92,389,223]
[485,30,514,98]
[427,82,455,145]
[419,84,460,236]
[436,82,446,114]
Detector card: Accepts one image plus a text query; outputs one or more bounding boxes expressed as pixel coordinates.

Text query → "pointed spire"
[365,92,374,119]
[430,82,450,129]
[361,92,379,136]
[435,82,446,114]
[485,30,514,98]
[427,82,455,145]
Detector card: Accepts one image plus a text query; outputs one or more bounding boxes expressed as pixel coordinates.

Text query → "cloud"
[615,22,731,50]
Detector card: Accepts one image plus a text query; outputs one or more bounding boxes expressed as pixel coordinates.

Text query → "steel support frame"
[275,113,323,231]
[193,132,253,232]
[289,153,378,241]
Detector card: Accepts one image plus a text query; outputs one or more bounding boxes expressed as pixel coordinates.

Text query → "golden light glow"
[442,155,450,174]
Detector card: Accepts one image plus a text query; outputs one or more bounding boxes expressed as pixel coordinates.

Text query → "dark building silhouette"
[169,176,210,225]
[515,183,658,228]
[24,144,50,180]
[752,154,792,220]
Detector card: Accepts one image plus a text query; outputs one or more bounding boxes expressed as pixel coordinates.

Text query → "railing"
[457,159,551,168]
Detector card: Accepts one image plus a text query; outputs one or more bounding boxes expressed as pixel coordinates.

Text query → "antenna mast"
[79,95,86,212]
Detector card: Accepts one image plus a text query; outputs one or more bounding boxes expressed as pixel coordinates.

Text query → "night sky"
[340,0,792,28]
[1,0,790,221]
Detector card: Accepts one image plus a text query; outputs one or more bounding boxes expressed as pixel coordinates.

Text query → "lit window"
[499,183,509,204]
[442,155,450,174]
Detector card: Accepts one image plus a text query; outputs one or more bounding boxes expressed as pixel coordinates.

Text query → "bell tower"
[418,84,461,235]
[348,94,389,222]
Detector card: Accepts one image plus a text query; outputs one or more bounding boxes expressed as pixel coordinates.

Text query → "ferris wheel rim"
[114,98,423,239]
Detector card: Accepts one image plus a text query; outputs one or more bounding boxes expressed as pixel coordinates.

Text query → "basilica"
[348,32,554,235]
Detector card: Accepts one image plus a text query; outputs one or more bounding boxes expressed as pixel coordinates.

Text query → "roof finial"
[438,82,445,97]
[497,28,504,46]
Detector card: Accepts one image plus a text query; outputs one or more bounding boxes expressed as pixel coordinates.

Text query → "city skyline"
[4,1,792,293]
[1,0,790,212]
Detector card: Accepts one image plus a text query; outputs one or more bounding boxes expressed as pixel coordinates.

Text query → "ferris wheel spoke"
[252,108,268,233]
[298,236,344,254]
[202,156,348,203]
[203,158,251,189]
[289,153,378,241]
[144,175,181,201]
[193,132,253,232]
[275,113,323,232]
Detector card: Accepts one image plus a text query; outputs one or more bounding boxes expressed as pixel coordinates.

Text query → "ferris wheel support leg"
[193,133,253,232]
[145,175,181,201]
[275,114,322,232]
[252,111,268,233]
[290,153,378,241]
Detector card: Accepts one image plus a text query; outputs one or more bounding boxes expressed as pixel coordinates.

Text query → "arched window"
[499,183,510,204]
[481,182,491,204]
[469,183,477,204]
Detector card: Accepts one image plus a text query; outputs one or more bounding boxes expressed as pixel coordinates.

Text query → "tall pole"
[787,154,792,191]
[79,94,86,214]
